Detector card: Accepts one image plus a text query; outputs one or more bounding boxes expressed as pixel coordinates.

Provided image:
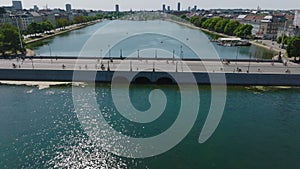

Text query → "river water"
[32,20,276,59]
[0,84,300,168]
[1,20,299,169]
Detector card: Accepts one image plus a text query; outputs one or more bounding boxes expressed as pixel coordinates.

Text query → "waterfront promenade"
[24,20,102,45]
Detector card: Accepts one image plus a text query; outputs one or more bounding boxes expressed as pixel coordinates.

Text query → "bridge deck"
[0,58,299,75]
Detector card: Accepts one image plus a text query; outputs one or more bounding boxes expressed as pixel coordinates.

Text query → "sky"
[1,0,300,11]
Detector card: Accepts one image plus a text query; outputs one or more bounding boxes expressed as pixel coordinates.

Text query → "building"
[1,6,13,12]
[277,26,300,37]
[33,5,39,12]
[2,13,35,31]
[162,4,166,13]
[258,15,286,40]
[29,11,42,23]
[236,14,265,36]
[177,2,181,11]
[18,14,34,30]
[87,10,97,17]
[167,6,171,12]
[66,4,72,12]
[54,13,69,24]
[115,4,119,12]
[236,14,265,25]
[67,13,74,23]
[53,8,65,14]
[277,12,300,37]
[0,14,14,26]
[40,13,56,26]
[193,5,197,12]
[12,1,22,10]
[294,10,300,27]
[285,14,294,27]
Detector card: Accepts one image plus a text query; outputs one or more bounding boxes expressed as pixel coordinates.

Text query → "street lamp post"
[172,49,175,63]
[281,21,287,49]
[48,44,52,63]
[153,61,155,72]
[130,60,132,71]
[107,60,110,71]
[180,45,183,60]
[12,16,24,54]
[108,45,112,62]
[180,45,183,72]
[247,54,252,73]
[98,49,103,62]
[236,46,239,70]
[120,49,123,59]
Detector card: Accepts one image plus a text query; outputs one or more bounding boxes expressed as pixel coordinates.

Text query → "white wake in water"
[0,81,86,90]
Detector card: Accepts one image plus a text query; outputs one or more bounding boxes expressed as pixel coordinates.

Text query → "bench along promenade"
[0,56,299,86]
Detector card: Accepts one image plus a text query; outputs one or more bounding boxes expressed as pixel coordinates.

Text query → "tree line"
[0,12,126,57]
[0,24,24,56]
[285,36,300,59]
[188,16,253,38]
[23,12,125,37]
[24,15,102,36]
[0,15,102,56]
[186,15,300,59]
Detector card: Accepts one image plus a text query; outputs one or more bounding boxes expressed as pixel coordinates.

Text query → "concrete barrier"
[0,69,299,86]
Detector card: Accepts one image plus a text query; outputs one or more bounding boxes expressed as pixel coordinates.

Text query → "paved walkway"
[0,58,299,75]
[24,20,102,45]
[250,40,285,54]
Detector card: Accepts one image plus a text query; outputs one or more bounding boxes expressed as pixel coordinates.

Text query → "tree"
[214,19,229,33]
[180,14,188,20]
[27,22,43,36]
[40,21,54,33]
[0,33,4,55]
[242,24,253,38]
[210,18,222,31]
[277,35,291,45]
[198,17,207,27]
[193,18,202,27]
[286,36,300,58]
[201,19,211,29]
[0,24,23,55]
[234,24,253,38]
[25,21,54,36]
[202,17,222,31]
[73,16,85,24]
[190,16,199,24]
[190,16,201,27]
[56,18,69,29]
[224,20,240,36]
[191,16,207,27]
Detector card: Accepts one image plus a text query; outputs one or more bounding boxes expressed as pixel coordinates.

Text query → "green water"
[0,84,300,168]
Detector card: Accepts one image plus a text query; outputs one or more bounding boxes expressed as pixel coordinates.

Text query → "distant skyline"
[1,0,300,11]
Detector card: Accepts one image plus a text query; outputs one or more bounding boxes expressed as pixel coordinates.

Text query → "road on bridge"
[0,58,299,75]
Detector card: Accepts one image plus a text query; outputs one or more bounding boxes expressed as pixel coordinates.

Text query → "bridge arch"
[133,77,152,84]
[156,77,174,84]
